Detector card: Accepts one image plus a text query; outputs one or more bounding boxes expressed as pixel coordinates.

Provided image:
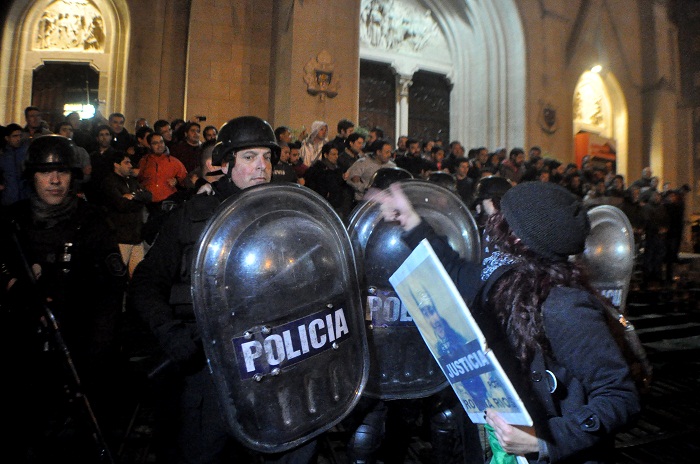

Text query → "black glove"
[160,324,202,367]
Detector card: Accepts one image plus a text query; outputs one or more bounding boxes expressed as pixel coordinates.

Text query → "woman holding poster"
[370,181,640,464]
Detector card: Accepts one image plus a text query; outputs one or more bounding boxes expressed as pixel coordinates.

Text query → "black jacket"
[130,177,240,368]
[403,221,640,463]
[101,172,151,243]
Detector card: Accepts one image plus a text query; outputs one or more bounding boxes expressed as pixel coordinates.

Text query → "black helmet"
[212,116,280,167]
[427,171,457,193]
[368,166,413,190]
[24,135,77,175]
[474,176,512,204]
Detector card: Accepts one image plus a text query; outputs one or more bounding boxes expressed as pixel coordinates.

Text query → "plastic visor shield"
[348,180,481,399]
[191,183,369,453]
[582,205,635,311]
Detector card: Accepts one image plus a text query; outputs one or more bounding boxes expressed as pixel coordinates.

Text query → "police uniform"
[130,138,318,463]
[4,196,127,461]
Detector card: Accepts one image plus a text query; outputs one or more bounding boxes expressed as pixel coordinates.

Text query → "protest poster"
[389,239,532,426]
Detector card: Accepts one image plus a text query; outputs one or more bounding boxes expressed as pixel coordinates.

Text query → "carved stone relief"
[34,0,105,51]
[304,50,340,101]
[360,0,439,54]
[573,72,611,136]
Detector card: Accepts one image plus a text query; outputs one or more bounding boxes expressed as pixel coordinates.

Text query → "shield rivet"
[271,368,281,376]
[368,287,377,295]
[261,326,271,335]
[327,303,333,309]
[244,331,252,339]
[332,342,339,349]
[368,324,374,330]
[253,373,264,382]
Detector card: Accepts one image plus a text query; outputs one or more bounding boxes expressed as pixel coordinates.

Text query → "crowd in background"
[1,108,692,288]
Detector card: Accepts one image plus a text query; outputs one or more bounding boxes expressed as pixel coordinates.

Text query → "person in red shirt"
[137,133,187,210]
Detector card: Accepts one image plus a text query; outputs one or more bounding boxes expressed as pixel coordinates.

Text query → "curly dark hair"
[484,210,594,370]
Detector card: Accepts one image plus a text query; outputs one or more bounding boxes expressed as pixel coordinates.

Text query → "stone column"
[395,74,413,141]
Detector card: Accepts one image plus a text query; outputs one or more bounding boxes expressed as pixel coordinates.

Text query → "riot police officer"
[129,116,318,463]
[3,135,126,462]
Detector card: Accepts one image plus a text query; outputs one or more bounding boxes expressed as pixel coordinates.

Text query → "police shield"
[192,183,368,453]
[581,205,635,312]
[348,180,480,399]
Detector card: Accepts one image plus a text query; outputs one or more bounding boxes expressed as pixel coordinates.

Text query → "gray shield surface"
[582,205,636,312]
[348,180,480,399]
[192,183,368,453]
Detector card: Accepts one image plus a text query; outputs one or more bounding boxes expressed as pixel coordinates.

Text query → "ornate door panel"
[408,71,450,143]
[359,60,396,143]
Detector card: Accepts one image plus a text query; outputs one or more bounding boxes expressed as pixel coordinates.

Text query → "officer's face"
[230,147,272,189]
[204,128,217,141]
[34,169,71,205]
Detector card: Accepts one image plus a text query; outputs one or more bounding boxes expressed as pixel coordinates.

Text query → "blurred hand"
[365,183,421,232]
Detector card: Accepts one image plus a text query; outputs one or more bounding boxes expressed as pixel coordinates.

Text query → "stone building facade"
[0,0,696,212]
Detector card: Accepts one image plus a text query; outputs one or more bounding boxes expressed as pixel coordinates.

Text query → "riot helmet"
[212,116,280,167]
[24,135,77,175]
[473,176,512,206]
[428,171,457,193]
[368,166,413,190]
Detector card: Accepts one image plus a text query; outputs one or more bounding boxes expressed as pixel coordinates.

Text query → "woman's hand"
[366,182,421,232]
[485,409,539,456]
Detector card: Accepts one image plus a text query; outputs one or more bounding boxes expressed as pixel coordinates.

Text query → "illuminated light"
[245,253,256,266]
[63,103,95,120]
[591,65,602,74]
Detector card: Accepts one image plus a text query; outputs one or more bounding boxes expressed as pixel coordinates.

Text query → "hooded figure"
[300,120,328,167]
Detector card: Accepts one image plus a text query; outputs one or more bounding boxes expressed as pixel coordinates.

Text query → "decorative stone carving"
[303,50,339,101]
[573,73,610,135]
[360,0,438,53]
[397,75,413,97]
[34,0,105,51]
[538,102,559,135]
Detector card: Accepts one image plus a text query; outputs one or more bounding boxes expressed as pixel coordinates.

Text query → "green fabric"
[485,423,519,464]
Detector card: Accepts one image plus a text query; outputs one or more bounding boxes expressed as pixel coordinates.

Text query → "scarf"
[30,193,79,229]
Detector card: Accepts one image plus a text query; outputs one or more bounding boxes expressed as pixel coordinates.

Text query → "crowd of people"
[0,107,683,462]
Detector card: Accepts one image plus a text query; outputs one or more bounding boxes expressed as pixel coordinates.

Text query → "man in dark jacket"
[129,116,317,463]
[101,151,151,277]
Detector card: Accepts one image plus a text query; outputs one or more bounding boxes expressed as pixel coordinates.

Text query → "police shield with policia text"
[130,116,368,463]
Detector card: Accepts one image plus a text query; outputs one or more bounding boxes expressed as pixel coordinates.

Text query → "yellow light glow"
[591,65,602,73]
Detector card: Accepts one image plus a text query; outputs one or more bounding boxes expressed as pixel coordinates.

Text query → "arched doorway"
[0,0,130,125]
[572,69,629,179]
[32,62,100,128]
[358,0,526,149]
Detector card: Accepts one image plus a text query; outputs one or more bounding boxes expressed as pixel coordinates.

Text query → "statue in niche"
[304,50,340,101]
[34,0,105,51]
[360,0,438,53]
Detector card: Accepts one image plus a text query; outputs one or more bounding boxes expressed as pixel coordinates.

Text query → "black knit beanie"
[500,182,590,261]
